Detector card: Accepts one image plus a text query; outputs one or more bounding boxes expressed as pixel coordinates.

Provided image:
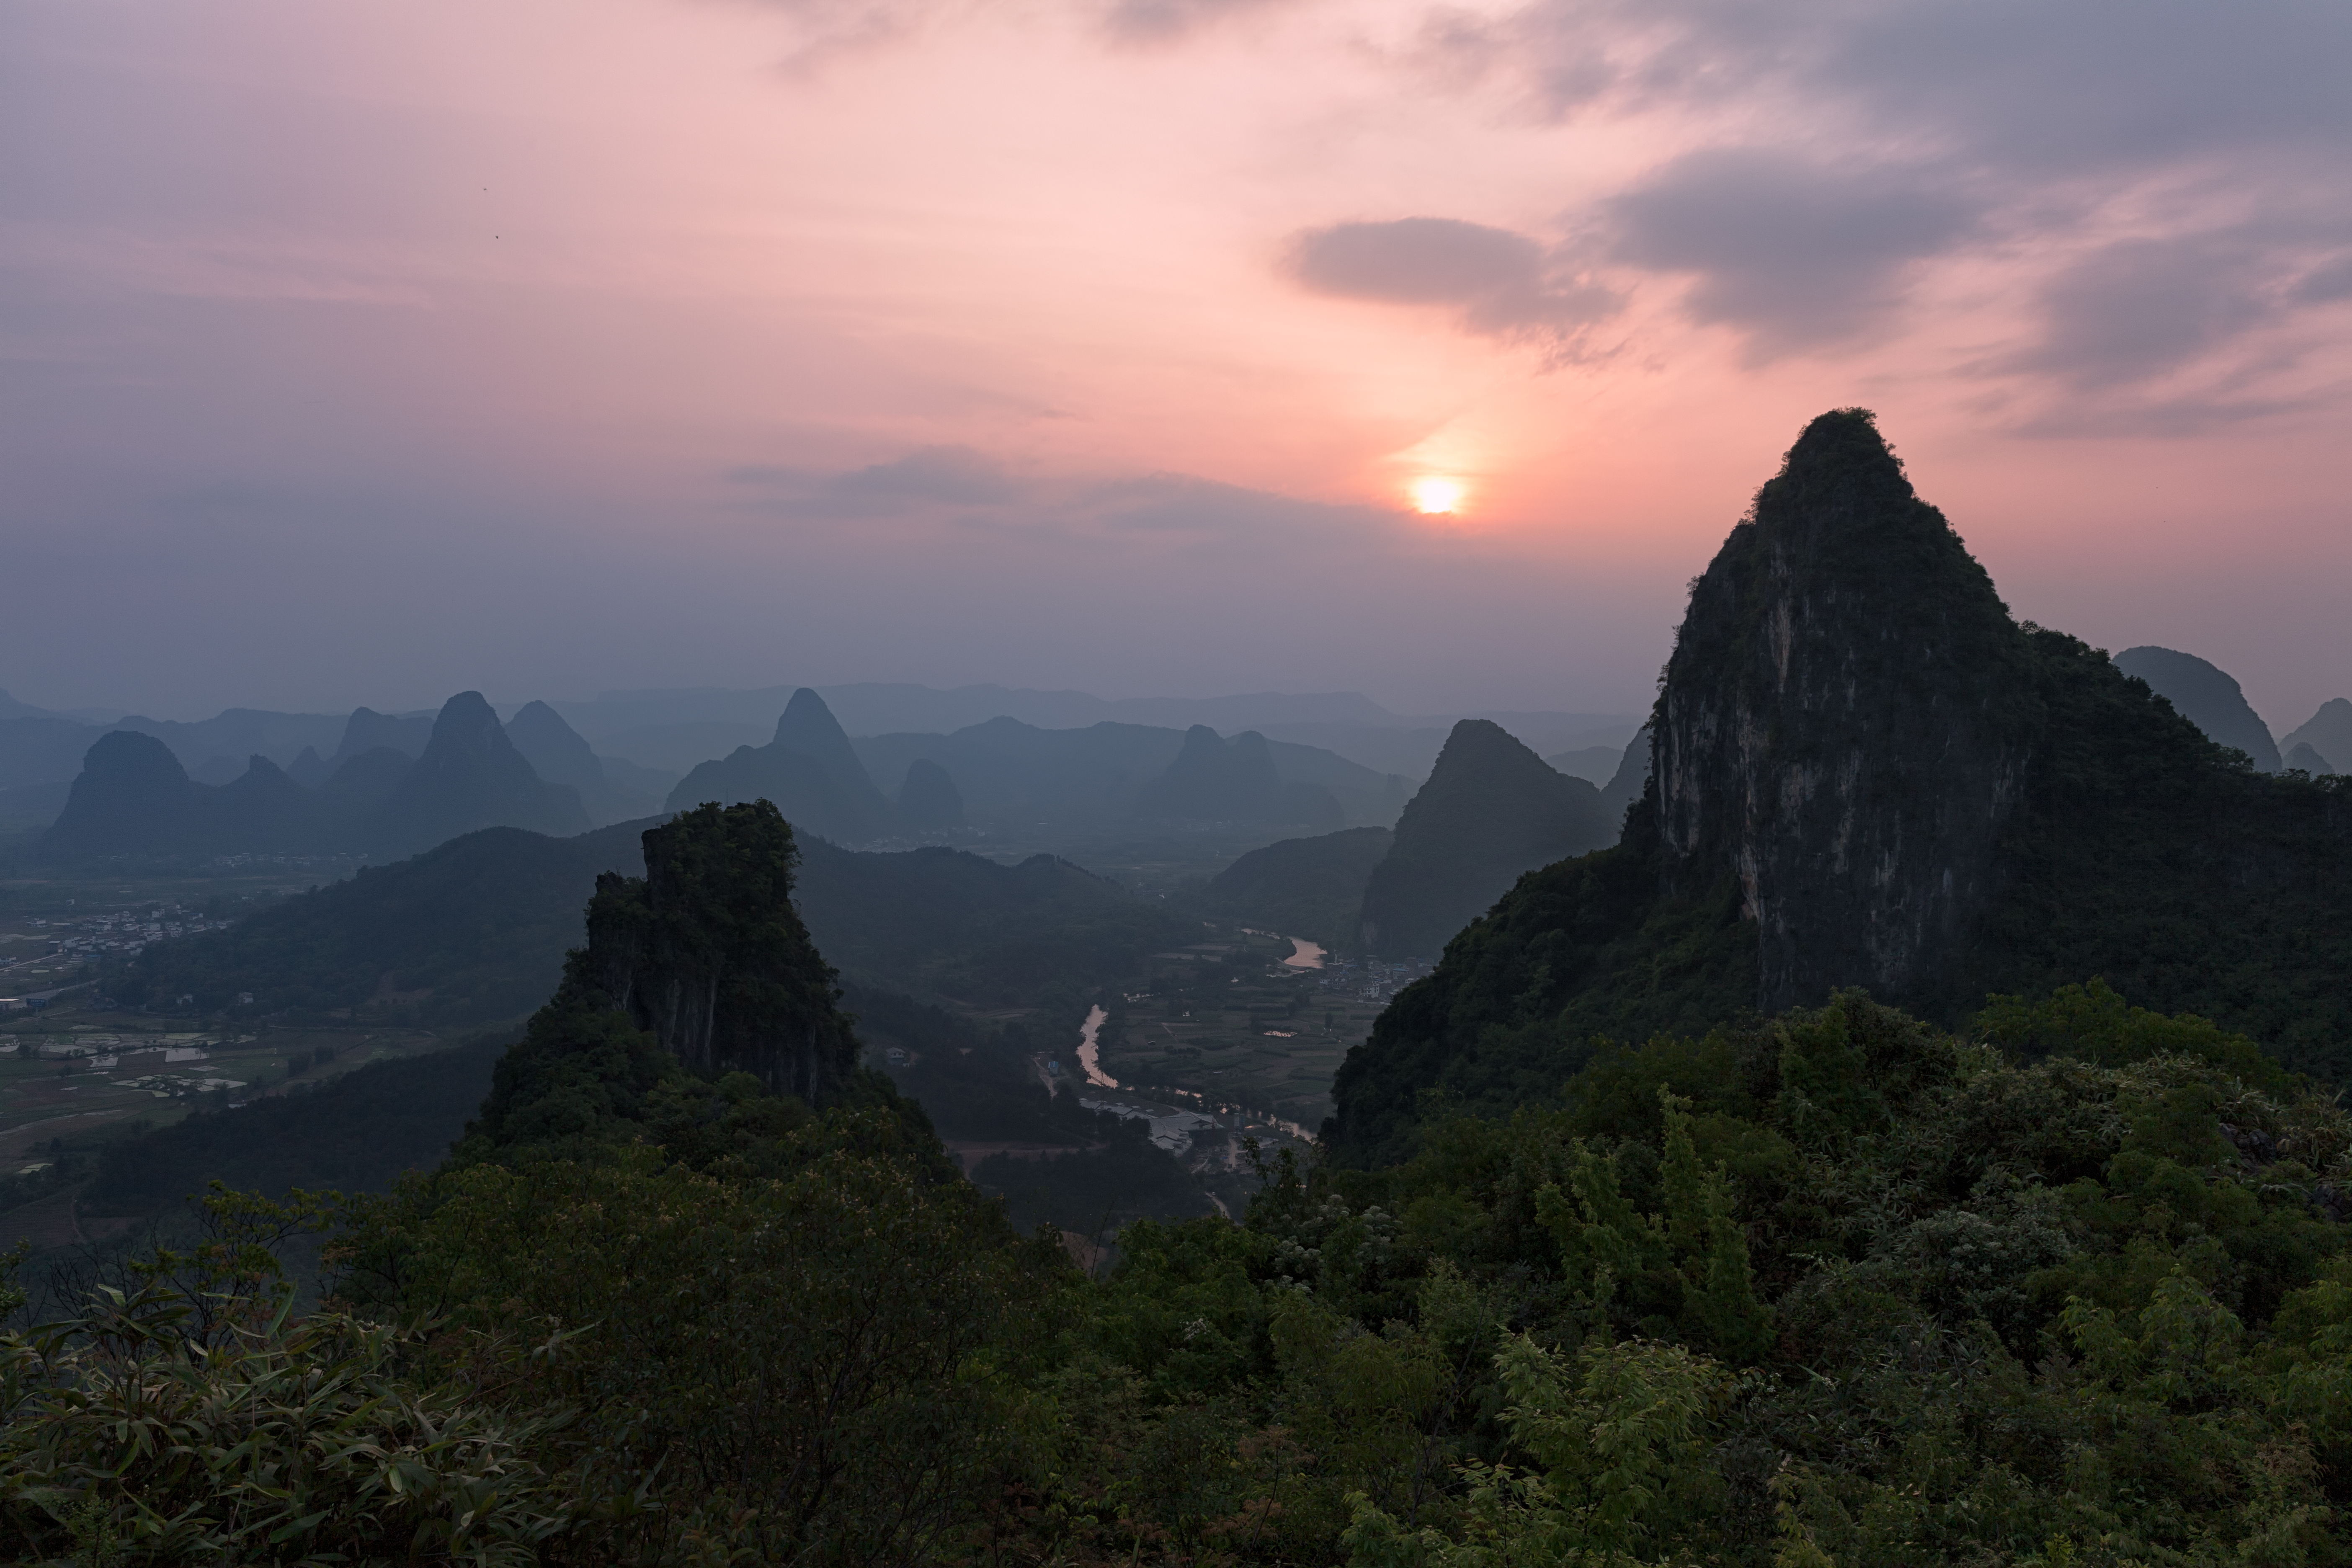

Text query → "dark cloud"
[2292,254,2352,305]
[1100,0,1295,46]
[1281,217,1618,342]
[2016,238,2275,389]
[1482,0,2352,399]
[835,446,1020,503]
[1607,149,1976,353]
[726,445,1021,517]
[1078,472,1398,542]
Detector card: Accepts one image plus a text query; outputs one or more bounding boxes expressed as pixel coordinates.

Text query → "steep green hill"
[1191,825,1392,946]
[119,815,1193,1022]
[1356,719,1617,959]
[116,820,651,1022]
[80,1032,508,1218]
[1329,410,2352,1163]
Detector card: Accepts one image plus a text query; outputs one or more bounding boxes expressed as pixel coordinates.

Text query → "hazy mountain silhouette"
[665,688,893,843]
[896,758,964,829]
[286,746,333,788]
[47,731,204,854]
[2113,646,2281,771]
[1355,719,1617,959]
[44,691,603,864]
[1597,725,1649,823]
[1543,745,1624,784]
[0,716,118,790]
[373,692,590,855]
[854,718,1401,829]
[210,756,328,851]
[505,699,658,825]
[317,747,414,816]
[1194,826,1393,947]
[1134,726,1343,826]
[1330,410,2352,1162]
[2288,742,2336,776]
[773,687,897,827]
[2281,698,2352,774]
[332,706,433,763]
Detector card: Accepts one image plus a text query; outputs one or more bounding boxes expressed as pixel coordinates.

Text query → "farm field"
[1090,928,1428,1137]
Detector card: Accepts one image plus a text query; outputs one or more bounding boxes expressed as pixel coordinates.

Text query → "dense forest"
[5,976,2347,1564]
[3,797,2348,1565]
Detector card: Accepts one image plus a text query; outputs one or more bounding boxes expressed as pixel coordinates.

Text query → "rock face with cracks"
[469,800,864,1151]
[1654,408,2031,1013]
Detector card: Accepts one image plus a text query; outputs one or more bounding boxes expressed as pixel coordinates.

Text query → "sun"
[1409,476,1466,515]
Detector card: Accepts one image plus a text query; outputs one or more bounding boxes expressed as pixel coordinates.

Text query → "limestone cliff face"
[573,800,860,1104]
[1327,408,2352,1166]
[1654,409,2031,1012]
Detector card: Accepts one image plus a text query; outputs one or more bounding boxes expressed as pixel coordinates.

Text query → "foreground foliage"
[8,987,2350,1566]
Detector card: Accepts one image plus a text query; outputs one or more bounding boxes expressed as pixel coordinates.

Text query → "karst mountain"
[1329,408,2352,1162]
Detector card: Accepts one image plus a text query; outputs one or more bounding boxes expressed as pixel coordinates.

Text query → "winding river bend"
[1075,1004,1118,1088]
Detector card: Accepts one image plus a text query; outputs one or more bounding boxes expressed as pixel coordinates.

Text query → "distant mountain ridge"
[2113,646,2282,772]
[666,689,896,843]
[2282,698,2352,773]
[1133,726,1343,826]
[119,807,1194,1021]
[851,717,1407,831]
[43,692,593,861]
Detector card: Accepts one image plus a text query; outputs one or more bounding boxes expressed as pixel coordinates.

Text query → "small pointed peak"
[775,687,848,747]
[1756,407,1915,515]
[428,691,502,743]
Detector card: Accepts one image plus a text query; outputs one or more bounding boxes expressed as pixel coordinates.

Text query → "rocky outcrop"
[1357,720,1616,958]
[2114,647,2281,772]
[1656,411,2033,1012]
[496,801,862,1116]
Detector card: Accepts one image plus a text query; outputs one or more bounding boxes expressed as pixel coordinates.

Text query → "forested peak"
[473,800,864,1148]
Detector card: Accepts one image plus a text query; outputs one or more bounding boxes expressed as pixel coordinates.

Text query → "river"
[1075,1004,1118,1088]
[1282,937,1326,970]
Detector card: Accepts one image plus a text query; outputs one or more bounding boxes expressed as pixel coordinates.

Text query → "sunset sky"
[5,0,2349,727]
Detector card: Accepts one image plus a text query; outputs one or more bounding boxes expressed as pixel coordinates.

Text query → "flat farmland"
[1093,931,1428,1136]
